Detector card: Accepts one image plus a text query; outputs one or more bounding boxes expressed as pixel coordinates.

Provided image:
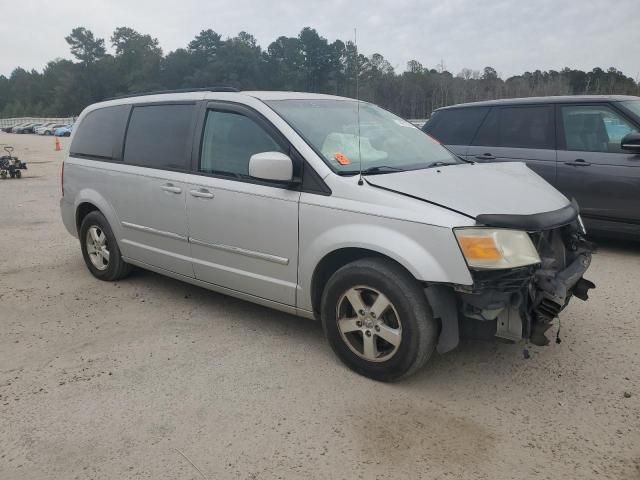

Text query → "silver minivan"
[60,88,595,381]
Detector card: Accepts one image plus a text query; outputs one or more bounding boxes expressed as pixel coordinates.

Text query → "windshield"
[266,99,460,174]
[620,100,640,120]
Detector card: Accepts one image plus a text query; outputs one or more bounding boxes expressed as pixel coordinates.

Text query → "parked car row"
[1,121,73,136]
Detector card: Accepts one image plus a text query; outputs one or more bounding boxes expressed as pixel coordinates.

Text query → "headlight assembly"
[454,228,540,269]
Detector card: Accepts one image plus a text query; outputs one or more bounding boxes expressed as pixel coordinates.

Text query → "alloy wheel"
[86,226,110,271]
[336,286,402,362]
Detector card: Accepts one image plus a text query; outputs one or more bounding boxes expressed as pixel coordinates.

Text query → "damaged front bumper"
[430,212,596,353]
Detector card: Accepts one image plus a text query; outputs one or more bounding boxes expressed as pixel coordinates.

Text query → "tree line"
[1,26,638,119]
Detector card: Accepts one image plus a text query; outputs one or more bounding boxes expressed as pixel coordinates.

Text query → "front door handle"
[475,153,496,160]
[160,183,182,194]
[190,188,215,199]
[564,159,591,167]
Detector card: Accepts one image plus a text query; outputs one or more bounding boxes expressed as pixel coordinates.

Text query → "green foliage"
[1,26,638,118]
[65,27,106,64]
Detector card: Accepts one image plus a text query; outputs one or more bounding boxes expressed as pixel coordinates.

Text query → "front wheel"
[321,258,438,381]
[79,211,132,281]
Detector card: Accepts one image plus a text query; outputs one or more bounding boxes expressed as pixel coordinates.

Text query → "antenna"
[355,28,364,186]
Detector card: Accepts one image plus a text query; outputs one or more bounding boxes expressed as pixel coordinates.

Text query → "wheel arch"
[73,189,121,237]
[309,247,416,317]
[75,202,100,233]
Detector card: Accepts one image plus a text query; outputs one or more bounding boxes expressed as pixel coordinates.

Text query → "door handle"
[190,188,215,199]
[160,183,182,194]
[564,159,591,167]
[475,153,496,160]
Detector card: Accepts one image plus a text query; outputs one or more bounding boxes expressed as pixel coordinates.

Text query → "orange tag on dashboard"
[334,152,350,165]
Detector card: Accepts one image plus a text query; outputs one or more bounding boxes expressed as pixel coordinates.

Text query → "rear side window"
[123,104,195,170]
[199,110,284,177]
[424,107,488,145]
[473,106,554,149]
[70,105,130,160]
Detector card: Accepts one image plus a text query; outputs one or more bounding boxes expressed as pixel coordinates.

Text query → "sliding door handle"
[564,159,591,167]
[190,188,215,199]
[160,183,182,194]
[475,153,496,160]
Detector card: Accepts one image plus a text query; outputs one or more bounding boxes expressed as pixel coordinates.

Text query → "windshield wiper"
[426,161,457,168]
[361,165,405,175]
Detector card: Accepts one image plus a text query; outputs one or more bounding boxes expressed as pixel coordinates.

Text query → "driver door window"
[561,105,637,154]
[200,110,284,177]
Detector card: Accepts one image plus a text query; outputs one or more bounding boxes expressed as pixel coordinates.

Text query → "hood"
[365,162,570,218]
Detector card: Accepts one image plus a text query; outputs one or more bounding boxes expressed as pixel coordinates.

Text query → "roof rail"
[107,86,239,101]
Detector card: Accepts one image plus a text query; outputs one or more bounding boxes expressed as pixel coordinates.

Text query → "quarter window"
[424,107,489,145]
[199,110,284,177]
[473,106,554,149]
[70,105,130,160]
[123,104,195,170]
[561,105,637,153]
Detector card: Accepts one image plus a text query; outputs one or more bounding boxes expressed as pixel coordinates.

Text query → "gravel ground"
[1,133,638,480]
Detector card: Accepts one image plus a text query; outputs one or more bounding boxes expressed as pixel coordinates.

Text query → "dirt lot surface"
[1,133,638,480]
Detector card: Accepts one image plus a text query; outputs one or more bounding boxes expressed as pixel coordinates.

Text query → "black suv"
[424,95,640,238]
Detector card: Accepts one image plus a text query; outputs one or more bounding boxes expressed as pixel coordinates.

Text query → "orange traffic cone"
[55,137,61,152]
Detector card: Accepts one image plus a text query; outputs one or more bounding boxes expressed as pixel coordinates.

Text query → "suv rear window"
[473,106,554,149]
[424,107,489,145]
[123,104,195,170]
[70,105,130,160]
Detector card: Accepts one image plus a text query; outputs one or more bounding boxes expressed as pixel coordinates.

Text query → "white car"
[36,123,65,135]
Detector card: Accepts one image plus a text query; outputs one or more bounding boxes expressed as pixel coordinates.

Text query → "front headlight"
[454,228,540,269]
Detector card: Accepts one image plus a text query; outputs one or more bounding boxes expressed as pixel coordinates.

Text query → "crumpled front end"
[526,222,595,344]
[431,207,596,353]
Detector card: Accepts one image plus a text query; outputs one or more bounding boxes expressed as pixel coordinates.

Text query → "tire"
[63,132,71,137]
[15,170,21,178]
[321,258,438,381]
[44,131,51,136]
[79,211,132,281]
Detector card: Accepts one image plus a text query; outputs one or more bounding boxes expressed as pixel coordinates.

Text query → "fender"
[297,214,473,312]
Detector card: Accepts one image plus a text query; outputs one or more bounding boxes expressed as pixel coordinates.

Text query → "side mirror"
[249,152,293,182]
[621,132,640,152]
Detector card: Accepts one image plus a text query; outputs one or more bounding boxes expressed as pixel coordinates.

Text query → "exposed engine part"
[531,225,594,325]
[495,307,523,342]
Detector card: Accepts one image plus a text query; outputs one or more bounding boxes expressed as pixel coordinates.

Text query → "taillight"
[61,161,64,196]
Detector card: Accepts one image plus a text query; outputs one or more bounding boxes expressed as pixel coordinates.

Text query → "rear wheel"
[321,258,437,381]
[79,211,132,281]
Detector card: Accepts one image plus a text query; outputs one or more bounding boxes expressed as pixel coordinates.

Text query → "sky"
[1,0,639,79]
